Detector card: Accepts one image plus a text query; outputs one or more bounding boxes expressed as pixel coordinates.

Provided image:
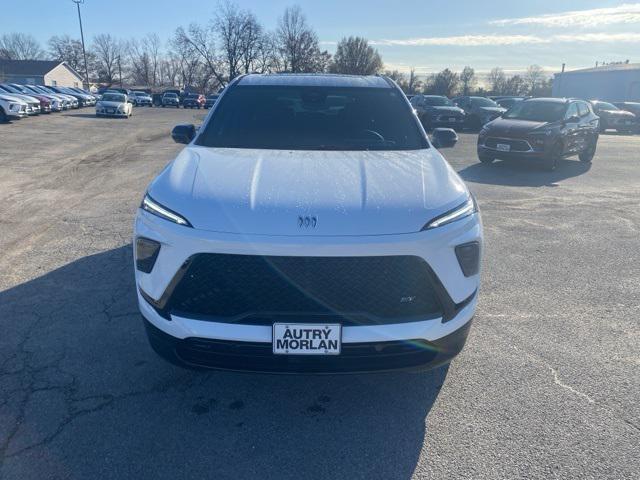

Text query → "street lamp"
[72,0,90,89]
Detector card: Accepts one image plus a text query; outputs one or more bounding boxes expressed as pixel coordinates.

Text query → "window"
[564,103,579,120]
[503,101,567,122]
[196,85,427,151]
[51,80,57,86]
[577,102,590,117]
[74,82,79,87]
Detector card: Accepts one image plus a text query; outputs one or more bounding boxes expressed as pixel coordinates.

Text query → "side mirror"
[566,115,580,123]
[172,124,196,144]
[431,128,458,148]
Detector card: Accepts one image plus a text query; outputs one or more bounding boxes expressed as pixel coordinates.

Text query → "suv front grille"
[160,254,445,325]
[484,137,532,152]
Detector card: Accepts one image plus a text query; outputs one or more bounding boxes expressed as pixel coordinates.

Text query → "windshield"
[101,93,125,102]
[164,93,177,98]
[597,102,619,111]
[423,96,454,106]
[134,91,146,96]
[503,101,567,122]
[196,85,427,151]
[471,97,499,107]
[1,85,20,93]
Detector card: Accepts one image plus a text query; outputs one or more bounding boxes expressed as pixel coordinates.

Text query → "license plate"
[448,117,456,122]
[496,143,511,152]
[107,108,115,114]
[272,323,341,355]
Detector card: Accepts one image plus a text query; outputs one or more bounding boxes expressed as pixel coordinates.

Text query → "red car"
[183,93,206,109]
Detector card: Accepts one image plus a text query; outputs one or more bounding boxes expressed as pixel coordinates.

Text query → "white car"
[95,92,132,118]
[130,91,152,106]
[0,93,28,121]
[0,85,40,115]
[134,74,482,373]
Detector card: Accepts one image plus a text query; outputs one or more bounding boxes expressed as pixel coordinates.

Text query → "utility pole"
[72,0,90,89]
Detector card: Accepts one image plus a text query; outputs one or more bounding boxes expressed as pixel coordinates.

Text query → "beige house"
[0,60,85,87]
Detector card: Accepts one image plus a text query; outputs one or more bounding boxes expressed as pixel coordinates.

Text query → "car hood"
[97,101,125,107]
[484,117,549,136]
[479,106,506,115]
[147,147,469,236]
[3,93,38,103]
[0,93,26,104]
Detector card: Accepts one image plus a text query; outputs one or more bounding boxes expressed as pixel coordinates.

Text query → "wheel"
[162,105,165,108]
[478,154,494,164]
[544,142,563,171]
[579,139,597,163]
[0,107,7,123]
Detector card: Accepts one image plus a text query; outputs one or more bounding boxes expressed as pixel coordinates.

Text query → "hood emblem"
[298,215,318,228]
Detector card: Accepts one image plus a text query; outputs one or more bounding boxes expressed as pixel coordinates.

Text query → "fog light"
[136,237,161,273]
[455,242,480,277]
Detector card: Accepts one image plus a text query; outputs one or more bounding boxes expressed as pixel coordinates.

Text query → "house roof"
[0,59,81,77]
[557,63,640,76]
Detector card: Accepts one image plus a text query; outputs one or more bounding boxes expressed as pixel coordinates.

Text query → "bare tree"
[329,36,382,75]
[215,2,265,79]
[174,24,226,85]
[407,68,423,94]
[144,34,162,86]
[524,64,545,95]
[487,67,507,95]
[0,33,45,60]
[275,6,329,73]
[92,34,121,83]
[49,35,95,75]
[384,69,407,90]
[504,75,526,95]
[460,66,476,95]
[425,69,460,97]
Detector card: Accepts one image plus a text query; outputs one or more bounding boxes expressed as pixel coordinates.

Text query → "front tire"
[0,107,7,123]
[579,139,597,163]
[478,154,494,164]
[544,142,563,171]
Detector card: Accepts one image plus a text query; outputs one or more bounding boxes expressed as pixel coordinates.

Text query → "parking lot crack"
[548,366,595,404]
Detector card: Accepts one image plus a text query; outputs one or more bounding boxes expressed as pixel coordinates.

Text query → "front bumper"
[477,135,549,161]
[134,208,482,373]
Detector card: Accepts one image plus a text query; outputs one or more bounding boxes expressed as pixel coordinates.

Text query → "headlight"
[141,194,192,227]
[422,196,477,230]
[9,103,20,111]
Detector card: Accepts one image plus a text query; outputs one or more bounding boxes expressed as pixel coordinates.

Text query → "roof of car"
[238,73,391,88]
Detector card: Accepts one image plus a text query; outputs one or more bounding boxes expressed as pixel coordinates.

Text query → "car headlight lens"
[422,195,477,230]
[141,194,192,227]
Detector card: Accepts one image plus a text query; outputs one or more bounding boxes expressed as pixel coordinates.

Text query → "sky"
[6,0,640,74]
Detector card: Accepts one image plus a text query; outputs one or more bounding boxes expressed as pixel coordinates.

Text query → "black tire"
[161,104,165,108]
[544,142,563,171]
[579,139,597,163]
[0,107,7,123]
[478,154,494,164]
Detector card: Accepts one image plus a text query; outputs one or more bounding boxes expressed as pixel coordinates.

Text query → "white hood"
[147,146,469,236]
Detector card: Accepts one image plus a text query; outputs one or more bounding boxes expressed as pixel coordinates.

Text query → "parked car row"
[410,93,640,136]
[410,94,508,131]
[0,83,97,122]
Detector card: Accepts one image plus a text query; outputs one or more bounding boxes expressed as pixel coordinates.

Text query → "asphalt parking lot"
[1,108,638,479]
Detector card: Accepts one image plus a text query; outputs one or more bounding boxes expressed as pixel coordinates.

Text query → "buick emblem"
[297,215,318,228]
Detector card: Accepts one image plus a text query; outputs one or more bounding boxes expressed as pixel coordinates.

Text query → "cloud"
[370,35,547,47]
[367,32,640,47]
[491,3,640,28]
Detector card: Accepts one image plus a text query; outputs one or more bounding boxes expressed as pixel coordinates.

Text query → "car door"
[563,102,580,153]
[576,101,593,150]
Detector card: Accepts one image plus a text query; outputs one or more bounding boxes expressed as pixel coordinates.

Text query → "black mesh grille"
[164,254,443,324]
[485,137,532,152]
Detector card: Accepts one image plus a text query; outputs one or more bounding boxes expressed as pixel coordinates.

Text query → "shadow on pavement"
[458,158,592,187]
[0,246,447,479]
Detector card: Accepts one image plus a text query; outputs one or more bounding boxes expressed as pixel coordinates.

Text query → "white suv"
[134,74,482,373]
[0,93,28,121]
